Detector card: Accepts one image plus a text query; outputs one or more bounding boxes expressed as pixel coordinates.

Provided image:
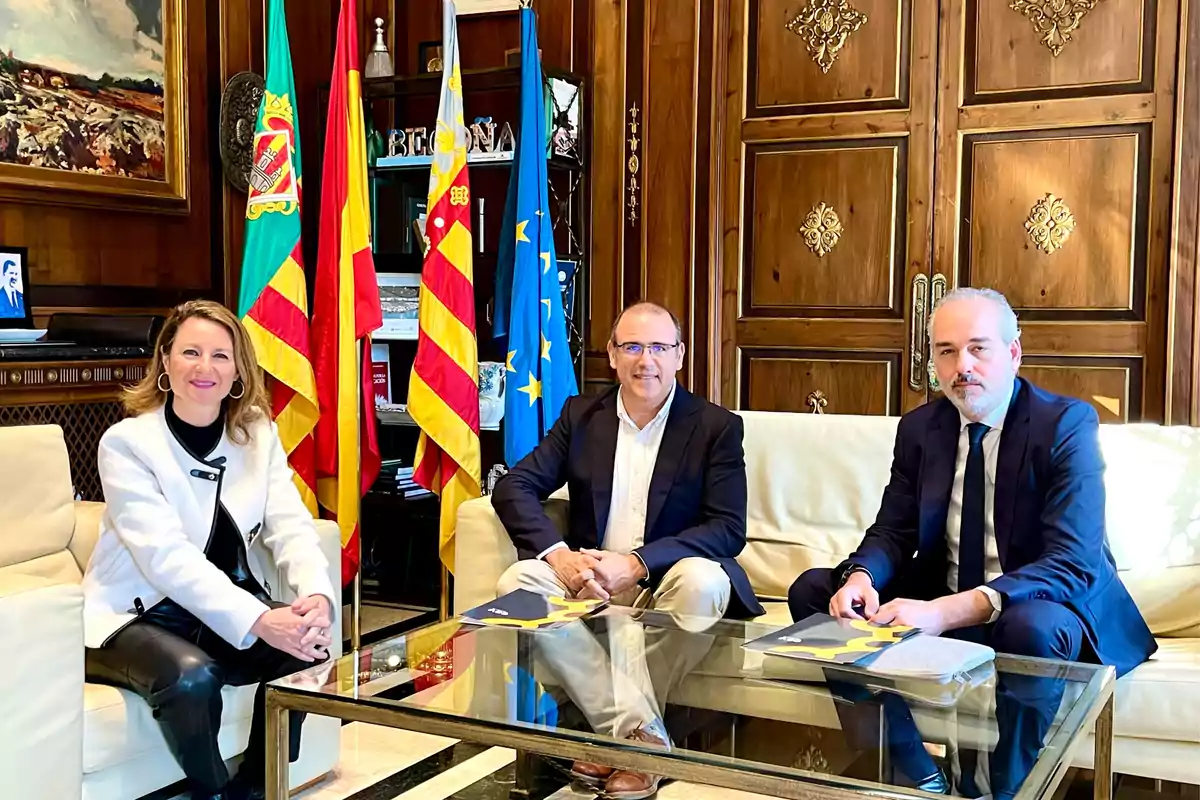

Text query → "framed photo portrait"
[0,246,32,328]
[0,0,188,212]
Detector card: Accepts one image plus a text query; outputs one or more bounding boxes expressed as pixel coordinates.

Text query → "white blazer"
[82,405,336,650]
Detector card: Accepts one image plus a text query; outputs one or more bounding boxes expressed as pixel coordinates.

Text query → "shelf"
[370,152,582,173]
[377,406,499,432]
[362,65,583,100]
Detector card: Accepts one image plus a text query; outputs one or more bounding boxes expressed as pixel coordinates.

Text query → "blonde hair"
[124,300,268,444]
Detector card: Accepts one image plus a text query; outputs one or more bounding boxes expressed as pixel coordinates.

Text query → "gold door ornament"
[627,103,641,224]
[786,0,869,74]
[1009,0,1102,57]
[800,202,844,256]
[1024,193,1077,254]
[806,390,829,414]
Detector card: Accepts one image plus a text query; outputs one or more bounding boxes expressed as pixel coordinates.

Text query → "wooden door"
[717,0,939,416]
[932,0,1180,423]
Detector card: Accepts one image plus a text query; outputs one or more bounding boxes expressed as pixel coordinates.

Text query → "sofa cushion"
[83,682,258,774]
[1113,638,1200,743]
[0,425,77,573]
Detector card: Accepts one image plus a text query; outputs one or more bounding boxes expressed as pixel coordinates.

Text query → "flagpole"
[352,338,364,652]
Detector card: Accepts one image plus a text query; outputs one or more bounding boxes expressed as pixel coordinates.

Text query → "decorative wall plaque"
[1010,0,1101,57]
[1024,193,1076,254]
[786,0,868,74]
[800,202,843,257]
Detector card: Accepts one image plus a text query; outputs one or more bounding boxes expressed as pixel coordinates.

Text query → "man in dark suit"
[0,259,23,319]
[788,288,1155,798]
[493,301,762,799]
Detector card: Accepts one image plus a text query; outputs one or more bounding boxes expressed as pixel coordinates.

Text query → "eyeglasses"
[613,341,681,357]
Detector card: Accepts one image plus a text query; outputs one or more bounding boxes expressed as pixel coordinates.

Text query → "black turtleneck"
[165,395,266,601]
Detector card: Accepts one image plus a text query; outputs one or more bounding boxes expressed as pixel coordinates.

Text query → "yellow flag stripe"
[275,395,318,455]
[416,290,478,386]
[244,317,319,409]
[438,468,480,571]
[437,220,474,284]
[267,256,311,315]
[407,372,481,478]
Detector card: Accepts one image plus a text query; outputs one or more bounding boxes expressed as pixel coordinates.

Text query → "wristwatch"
[839,565,874,588]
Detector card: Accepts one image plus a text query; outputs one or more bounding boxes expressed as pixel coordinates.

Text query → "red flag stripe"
[412,338,481,427]
[421,255,476,330]
[249,285,313,357]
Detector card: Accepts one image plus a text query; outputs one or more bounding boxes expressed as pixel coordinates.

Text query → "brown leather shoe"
[569,760,614,784]
[603,726,669,799]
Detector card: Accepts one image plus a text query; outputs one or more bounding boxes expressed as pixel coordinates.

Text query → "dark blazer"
[492,383,765,618]
[0,288,23,318]
[838,378,1156,676]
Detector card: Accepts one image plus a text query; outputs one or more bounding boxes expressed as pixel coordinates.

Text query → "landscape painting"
[0,0,186,210]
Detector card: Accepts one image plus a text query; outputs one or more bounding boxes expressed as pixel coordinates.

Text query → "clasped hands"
[545,547,648,602]
[250,594,333,662]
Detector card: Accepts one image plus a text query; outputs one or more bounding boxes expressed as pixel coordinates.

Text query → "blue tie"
[957,422,990,593]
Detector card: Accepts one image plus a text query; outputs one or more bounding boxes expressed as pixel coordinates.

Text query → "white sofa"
[455,411,1200,785]
[0,424,342,800]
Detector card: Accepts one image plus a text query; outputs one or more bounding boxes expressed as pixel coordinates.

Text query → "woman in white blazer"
[82,300,336,800]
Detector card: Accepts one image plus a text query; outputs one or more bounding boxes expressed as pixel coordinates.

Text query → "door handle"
[909,274,929,391]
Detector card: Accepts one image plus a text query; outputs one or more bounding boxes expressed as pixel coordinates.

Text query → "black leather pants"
[85,601,316,794]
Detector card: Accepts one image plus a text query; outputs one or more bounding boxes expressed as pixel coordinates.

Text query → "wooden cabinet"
[590,0,1200,422]
[716,0,1187,423]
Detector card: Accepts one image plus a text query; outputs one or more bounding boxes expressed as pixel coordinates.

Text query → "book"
[743,613,921,665]
[460,588,607,631]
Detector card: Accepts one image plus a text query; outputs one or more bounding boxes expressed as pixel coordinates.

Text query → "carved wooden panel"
[967,0,1153,101]
[752,0,908,114]
[741,350,899,415]
[746,140,905,315]
[1020,360,1140,423]
[959,126,1149,318]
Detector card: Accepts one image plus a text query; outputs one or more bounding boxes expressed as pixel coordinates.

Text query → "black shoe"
[189,791,228,800]
[224,775,266,800]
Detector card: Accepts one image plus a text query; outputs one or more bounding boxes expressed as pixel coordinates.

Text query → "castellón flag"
[408,0,482,573]
[312,0,382,586]
[238,0,317,514]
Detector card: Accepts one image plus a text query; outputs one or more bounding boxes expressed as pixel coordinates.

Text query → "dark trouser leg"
[86,623,230,793]
[985,600,1084,800]
[197,607,319,787]
[785,568,940,786]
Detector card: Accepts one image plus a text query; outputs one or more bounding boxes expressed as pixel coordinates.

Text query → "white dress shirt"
[945,382,1014,622]
[537,383,676,560]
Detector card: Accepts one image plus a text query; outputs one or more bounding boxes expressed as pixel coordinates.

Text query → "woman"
[82,300,335,800]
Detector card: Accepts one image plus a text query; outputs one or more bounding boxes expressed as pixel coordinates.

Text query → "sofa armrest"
[454,495,570,615]
[0,574,84,800]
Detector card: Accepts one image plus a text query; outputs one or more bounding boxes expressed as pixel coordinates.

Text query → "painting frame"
[0,0,189,214]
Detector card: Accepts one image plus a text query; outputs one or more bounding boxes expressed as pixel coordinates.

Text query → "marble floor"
[155,721,1197,800]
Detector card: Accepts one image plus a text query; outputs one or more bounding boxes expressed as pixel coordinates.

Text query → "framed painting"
[0,0,188,212]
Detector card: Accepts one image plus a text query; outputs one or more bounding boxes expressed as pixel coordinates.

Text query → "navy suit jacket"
[838,378,1155,676]
[492,384,765,619]
[0,289,23,319]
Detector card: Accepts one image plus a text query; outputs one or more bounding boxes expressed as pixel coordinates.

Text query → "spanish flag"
[409,0,482,573]
[238,0,317,514]
[312,0,382,587]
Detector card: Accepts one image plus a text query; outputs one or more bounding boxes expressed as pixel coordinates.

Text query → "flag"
[312,0,382,587]
[501,6,578,466]
[237,0,318,515]
[408,0,482,573]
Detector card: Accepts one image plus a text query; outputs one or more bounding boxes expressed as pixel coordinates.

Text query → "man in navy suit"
[494,301,762,799]
[788,287,1155,798]
[0,259,23,319]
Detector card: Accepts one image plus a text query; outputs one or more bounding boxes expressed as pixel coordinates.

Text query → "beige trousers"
[496,556,731,739]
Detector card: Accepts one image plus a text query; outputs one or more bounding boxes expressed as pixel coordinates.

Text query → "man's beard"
[948,380,1003,420]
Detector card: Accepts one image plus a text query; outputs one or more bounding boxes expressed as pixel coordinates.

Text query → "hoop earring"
[156,373,170,393]
[228,379,245,400]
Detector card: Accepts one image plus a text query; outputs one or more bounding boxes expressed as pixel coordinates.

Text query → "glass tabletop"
[272,607,1112,800]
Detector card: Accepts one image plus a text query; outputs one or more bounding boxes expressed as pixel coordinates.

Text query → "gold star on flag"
[541,252,552,274]
[506,349,517,373]
[541,298,552,319]
[541,334,552,361]
[518,372,542,406]
[515,220,531,243]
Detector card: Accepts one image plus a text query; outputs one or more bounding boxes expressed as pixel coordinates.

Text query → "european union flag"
[498,6,578,467]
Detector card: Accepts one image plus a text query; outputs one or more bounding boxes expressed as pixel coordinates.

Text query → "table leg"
[512,632,535,799]
[265,688,291,800]
[510,751,534,799]
[1093,692,1114,800]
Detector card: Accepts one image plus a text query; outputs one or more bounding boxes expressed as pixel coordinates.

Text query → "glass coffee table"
[265,609,1114,800]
